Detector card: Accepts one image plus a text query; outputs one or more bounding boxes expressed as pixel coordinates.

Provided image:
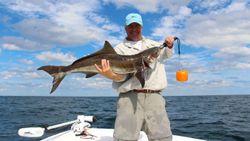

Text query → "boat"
[18,115,206,141]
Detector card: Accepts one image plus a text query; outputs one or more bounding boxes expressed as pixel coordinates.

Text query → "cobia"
[38,41,162,94]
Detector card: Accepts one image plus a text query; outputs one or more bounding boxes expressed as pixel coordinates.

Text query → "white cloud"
[184,1,250,49]
[193,79,231,88]
[102,24,121,32]
[22,71,41,79]
[1,71,17,79]
[178,6,192,17]
[224,1,246,13]
[104,0,160,13]
[161,0,190,14]
[150,1,250,73]
[2,43,22,50]
[36,51,76,64]
[0,87,6,92]
[150,1,250,57]
[72,76,112,89]
[0,69,44,80]
[214,46,250,59]
[192,0,231,12]
[234,63,250,69]
[152,6,192,39]
[2,0,122,50]
[19,59,33,65]
[212,46,250,70]
[4,0,46,14]
[104,0,189,13]
[1,36,51,51]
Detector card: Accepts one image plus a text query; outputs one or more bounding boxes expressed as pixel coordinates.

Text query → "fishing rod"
[18,115,96,138]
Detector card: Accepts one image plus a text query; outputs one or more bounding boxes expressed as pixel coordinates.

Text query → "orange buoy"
[176,69,188,82]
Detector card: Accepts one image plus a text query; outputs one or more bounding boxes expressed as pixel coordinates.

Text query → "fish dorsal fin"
[100,41,116,54]
[72,41,116,65]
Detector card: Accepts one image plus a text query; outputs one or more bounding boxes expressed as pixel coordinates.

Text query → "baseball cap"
[125,13,143,26]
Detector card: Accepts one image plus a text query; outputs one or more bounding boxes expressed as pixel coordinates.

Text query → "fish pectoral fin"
[143,60,150,68]
[135,69,145,88]
[85,73,98,78]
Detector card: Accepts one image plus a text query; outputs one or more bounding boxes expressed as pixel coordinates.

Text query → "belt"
[132,89,161,93]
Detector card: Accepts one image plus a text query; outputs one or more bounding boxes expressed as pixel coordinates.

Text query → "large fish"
[38,41,162,94]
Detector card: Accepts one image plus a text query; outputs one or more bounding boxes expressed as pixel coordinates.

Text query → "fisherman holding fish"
[95,13,175,141]
[38,12,174,141]
[38,13,174,140]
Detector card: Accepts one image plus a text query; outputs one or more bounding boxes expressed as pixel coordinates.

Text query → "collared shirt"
[112,37,173,93]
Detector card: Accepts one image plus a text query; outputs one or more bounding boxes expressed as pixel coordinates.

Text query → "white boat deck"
[41,128,206,141]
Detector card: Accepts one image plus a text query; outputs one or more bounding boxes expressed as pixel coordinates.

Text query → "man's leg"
[113,137,137,141]
[149,136,172,141]
[143,93,172,140]
[113,92,144,140]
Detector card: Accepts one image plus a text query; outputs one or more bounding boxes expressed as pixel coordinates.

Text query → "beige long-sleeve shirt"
[112,37,173,93]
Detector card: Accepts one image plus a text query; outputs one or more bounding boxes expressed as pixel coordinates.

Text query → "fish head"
[142,47,161,64]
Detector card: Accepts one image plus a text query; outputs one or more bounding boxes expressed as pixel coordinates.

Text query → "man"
[95,13,174,141]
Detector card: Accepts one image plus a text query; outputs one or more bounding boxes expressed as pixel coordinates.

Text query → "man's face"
[125,23,142,41]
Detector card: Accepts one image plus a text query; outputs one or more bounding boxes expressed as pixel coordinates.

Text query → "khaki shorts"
[113,91,172,140]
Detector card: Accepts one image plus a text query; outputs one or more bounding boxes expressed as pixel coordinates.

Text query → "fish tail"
[37,66,66,94]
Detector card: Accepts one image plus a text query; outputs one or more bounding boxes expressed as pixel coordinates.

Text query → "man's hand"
[165,36,175,49]
[95,59,112,76]
[95,59,125,81]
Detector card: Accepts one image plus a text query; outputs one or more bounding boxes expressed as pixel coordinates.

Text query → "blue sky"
[0,0,250,96]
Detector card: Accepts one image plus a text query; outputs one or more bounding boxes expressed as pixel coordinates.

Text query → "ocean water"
[0,95,250,141]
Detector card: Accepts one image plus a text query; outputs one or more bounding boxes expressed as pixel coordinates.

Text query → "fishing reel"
[71,115,96,136]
